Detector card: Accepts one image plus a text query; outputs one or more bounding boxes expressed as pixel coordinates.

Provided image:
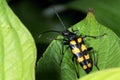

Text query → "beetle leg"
[82,33,106,39]
[71,29,79,35]
[72,56,80,78]
[87,47,100,70]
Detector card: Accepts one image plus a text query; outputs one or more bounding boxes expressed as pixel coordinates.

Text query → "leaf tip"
[85,8,96,21]
[88,8,94,14]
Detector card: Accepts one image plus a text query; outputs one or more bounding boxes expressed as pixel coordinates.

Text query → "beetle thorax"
[62,30,76,40]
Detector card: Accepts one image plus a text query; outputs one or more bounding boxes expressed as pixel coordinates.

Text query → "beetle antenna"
[52,6,67,30]
[39,30,61,38]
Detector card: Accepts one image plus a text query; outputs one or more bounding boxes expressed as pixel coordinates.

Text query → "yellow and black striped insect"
[58,29,101,74]
[40,7,104,77]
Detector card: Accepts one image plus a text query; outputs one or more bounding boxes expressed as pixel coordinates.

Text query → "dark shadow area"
[36,68,60,80]
[36,43,49,61]
[36,54,61,80]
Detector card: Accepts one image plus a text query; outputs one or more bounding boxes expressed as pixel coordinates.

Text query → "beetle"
[39,6,104,77]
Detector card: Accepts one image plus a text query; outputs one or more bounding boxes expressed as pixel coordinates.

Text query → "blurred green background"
[8,0,120,60]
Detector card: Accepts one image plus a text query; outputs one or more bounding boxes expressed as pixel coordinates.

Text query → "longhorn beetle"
[39,6,105,77]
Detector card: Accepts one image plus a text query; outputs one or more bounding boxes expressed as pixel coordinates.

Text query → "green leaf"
[80,68,120,80]
[36,10,120,80]
[0,1,36,80]
[67,0,120,37]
